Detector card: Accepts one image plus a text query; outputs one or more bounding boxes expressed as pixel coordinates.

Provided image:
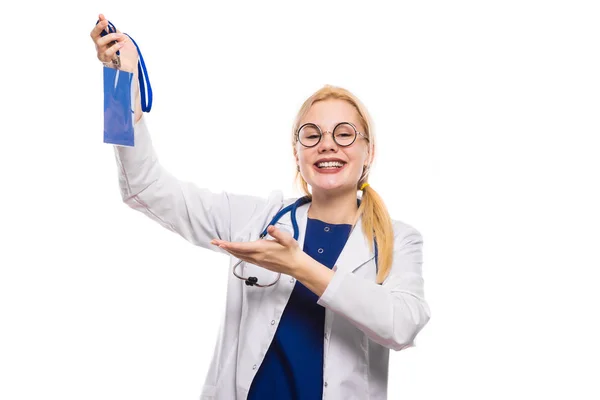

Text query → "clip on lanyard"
[97,19,153,112]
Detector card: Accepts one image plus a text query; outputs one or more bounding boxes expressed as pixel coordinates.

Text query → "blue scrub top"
[248,217,352,400]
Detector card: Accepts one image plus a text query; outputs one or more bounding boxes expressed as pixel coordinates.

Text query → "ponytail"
[295,173,395,284]
[357,184,394,284]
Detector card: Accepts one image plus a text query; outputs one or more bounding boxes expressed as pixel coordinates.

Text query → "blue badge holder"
[98,19,153,147]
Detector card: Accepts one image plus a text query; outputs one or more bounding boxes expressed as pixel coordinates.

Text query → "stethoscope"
[232,196,378,287]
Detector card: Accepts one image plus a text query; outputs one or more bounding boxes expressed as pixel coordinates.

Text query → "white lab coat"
[113,116,431,400]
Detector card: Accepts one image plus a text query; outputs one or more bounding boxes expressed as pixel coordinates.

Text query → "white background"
[1,1,599,399]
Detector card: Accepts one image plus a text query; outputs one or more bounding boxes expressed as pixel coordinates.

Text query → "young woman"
[91,14,430,400]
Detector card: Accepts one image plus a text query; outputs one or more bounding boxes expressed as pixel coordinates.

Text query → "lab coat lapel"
[276,199,374,271]
[334,215,375,274]
[322,214,375,376]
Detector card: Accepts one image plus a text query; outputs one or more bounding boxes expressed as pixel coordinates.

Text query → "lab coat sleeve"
[112,116,271,252]
[317,225,430,351]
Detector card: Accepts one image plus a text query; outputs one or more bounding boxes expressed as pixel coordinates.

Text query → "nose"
[317,131,338,152]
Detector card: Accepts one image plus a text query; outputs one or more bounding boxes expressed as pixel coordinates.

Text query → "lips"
[314,158,347,168]
[312,162,347,174]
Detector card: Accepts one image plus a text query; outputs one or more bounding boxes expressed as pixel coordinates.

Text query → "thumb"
[267,225,294,246]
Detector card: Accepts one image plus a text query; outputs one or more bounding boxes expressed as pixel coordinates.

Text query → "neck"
[307,189,359,225]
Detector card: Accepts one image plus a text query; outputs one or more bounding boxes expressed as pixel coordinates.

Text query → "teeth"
[317,161,344,168]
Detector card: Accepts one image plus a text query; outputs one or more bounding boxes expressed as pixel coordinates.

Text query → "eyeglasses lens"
[298,123,356,147]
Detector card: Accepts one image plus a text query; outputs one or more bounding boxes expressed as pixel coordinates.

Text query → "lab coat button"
[318,248,324,254]
[271,320,275,325]
[290,278,295,283]
[253,364,257,370]
[324,382,328,387]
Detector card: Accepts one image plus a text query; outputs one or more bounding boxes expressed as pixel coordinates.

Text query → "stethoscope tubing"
[232,196,378,287]
[232,196,310,287]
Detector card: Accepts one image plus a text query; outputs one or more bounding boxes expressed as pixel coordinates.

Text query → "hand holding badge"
[91,14,152,147]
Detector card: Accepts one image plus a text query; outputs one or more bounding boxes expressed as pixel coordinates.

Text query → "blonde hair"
[291,85,394,284]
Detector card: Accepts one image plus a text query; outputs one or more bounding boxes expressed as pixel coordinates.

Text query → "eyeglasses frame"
[296,121,369,148]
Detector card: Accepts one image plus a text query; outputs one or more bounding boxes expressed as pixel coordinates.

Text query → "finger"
[97,32,125,47]
[215,245,248,260]
[211,239,234,249]
[99,15,112,35]
[96,33,129,50]
[267,225,294,246]
[211,239,236,246]
[90,19,109,39]
[219,241,261,254]
[102,41,125,61]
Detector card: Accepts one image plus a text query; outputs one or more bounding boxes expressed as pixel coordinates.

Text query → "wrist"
[291,254,334,298]
[290,250,312,278]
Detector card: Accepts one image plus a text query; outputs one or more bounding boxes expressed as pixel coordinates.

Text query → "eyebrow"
[303,121,359,129]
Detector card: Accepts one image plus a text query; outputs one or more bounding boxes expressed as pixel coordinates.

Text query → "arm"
[292,256,334,297]
[113,117,272,252]
[91,16,271,251]
[315,226,431,351]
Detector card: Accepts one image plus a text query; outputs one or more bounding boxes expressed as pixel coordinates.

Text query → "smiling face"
[294,99,371,196]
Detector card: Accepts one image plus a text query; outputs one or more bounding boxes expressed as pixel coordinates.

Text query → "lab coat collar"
[276,199,374,273]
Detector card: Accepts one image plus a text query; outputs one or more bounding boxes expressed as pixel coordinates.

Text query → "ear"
[293,148,300,169]
[369,144,375,164]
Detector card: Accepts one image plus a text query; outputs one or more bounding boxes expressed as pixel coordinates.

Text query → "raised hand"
[90,13,142,122]
[89,14,138,73]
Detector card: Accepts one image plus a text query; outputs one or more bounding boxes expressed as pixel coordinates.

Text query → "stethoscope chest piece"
[244,276,259,286]
[233,254,281,288]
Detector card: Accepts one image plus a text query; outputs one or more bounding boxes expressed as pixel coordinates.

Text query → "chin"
[308,180,353,194]
[303,168,360,194]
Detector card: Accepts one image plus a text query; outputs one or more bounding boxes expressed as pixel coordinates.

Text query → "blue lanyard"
[96,19,153,113]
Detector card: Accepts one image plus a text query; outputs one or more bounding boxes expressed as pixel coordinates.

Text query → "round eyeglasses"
[296,122,368,148]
